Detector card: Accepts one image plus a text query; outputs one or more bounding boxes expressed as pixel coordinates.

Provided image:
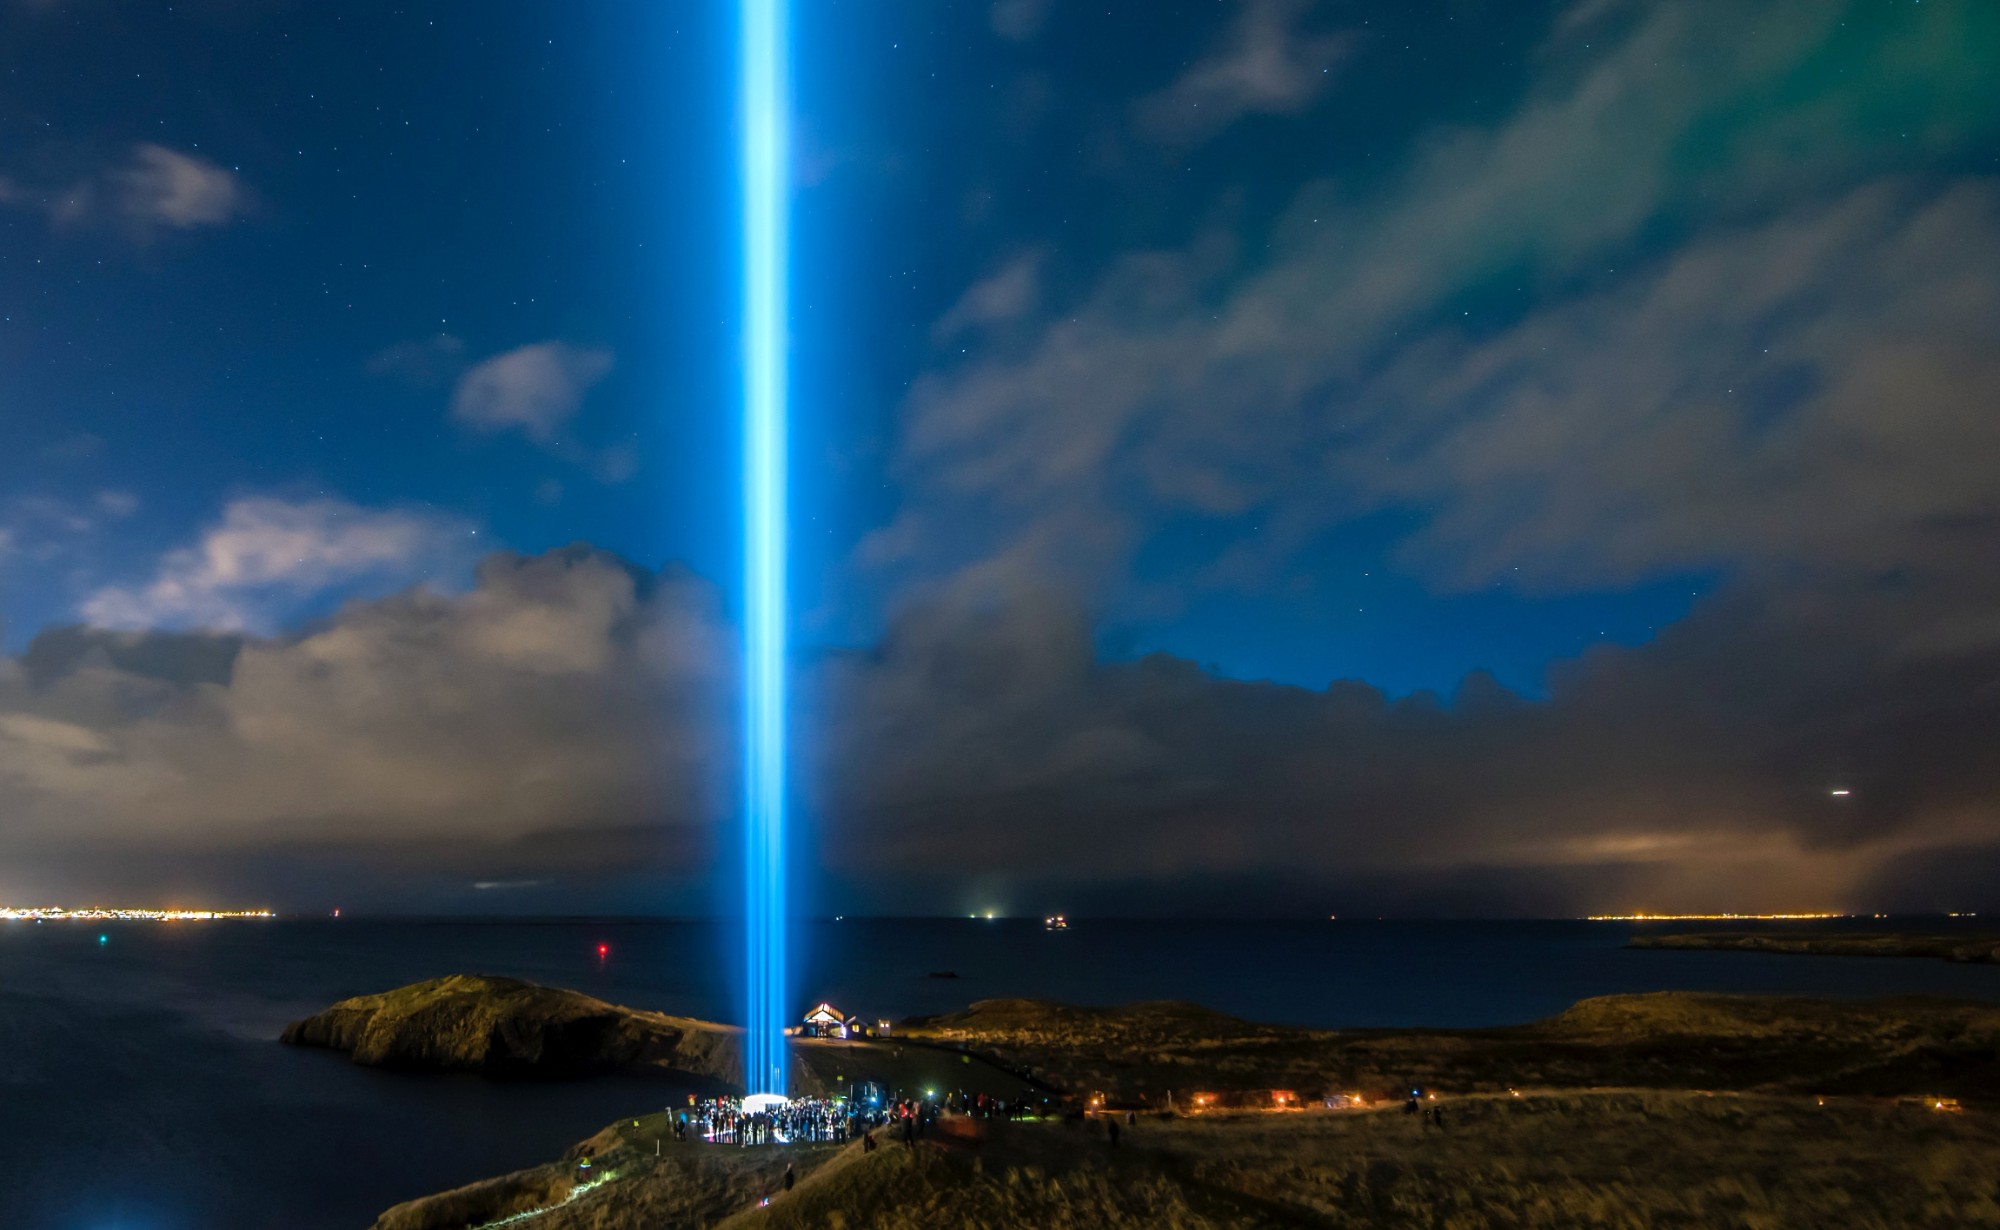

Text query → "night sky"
[3,0,1998,917]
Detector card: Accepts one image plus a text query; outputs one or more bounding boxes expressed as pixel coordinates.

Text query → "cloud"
[451,342,615,444]
[367,334,467,387]
[811,564,2000,915]
[932,251,1043,342]
[989,0,1048,42]
[25,144,251,239]
[5,546,1998,915]
[447,342,634,481]
[36,433,106,463]
[114,144,245,228]
[95,490,140,519]
[0,492,130,565]
[1135,0,1350,143]
[0,548,731,909]
[887,1,2000,605]
[80,496,474,632]
[1356,182,2000,590]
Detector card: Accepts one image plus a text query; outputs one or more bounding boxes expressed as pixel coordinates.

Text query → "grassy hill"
[281,974,743,1085]
[281,975,1049,1099]
[901,992,2000,1105]
[374,1092,2000,1230]
[349,987,2000,1228]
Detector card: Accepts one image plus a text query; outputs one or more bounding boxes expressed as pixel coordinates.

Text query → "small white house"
[802,1002,851,1039]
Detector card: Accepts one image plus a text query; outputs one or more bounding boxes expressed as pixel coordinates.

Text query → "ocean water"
[4,915,1999,1229]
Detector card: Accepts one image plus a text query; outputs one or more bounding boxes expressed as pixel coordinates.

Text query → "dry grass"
[370,1165,576,1230]
[376,1093,2000,1230]
[715,1092,2000,1230]
[282,975,742,1084]
[364,991,2000,1228]
[900,992,2000,1106]
[368,1112,844,1230]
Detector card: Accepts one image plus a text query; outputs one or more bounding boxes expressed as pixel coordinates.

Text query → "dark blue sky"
[2,0,1725,696]
[4,0,2000,915]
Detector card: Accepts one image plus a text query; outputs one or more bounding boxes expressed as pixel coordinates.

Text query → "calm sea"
[4,915,1999,1229]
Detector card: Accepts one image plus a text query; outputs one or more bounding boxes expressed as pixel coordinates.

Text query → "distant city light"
[1587,912,1851,922]
[1829,788,1851,796]
[0,906,275,922]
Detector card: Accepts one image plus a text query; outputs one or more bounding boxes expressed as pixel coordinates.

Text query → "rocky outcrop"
[281,974,740,1083]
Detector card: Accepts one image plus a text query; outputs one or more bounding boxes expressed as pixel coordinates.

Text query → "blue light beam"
[740,0,790,1097]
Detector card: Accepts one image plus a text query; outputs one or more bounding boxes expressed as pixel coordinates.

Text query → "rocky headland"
[280,974,743,1084]
[280,974,1037,1098]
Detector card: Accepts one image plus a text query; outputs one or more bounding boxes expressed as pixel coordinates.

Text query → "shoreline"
[302,977,2000,1229]
[1630,931,2000,964]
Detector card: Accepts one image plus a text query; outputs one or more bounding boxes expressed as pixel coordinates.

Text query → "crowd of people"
[665,1088,1056,1149]
[676,1095,869,1145]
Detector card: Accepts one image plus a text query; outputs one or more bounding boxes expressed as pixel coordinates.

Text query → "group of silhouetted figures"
[1403,1095,1447,1130]
[678,1096,857,1145]
[666,1088,1076,1159]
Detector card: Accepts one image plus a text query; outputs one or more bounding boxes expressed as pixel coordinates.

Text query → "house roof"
[804,1002,847,1022]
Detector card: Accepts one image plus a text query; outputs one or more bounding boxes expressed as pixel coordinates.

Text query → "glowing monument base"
[742,1093,789,1114]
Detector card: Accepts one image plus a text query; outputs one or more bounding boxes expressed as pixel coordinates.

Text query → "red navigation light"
[597,943,610,959]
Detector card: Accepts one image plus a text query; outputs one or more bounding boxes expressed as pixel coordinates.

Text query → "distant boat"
[1044,914,1070,932]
